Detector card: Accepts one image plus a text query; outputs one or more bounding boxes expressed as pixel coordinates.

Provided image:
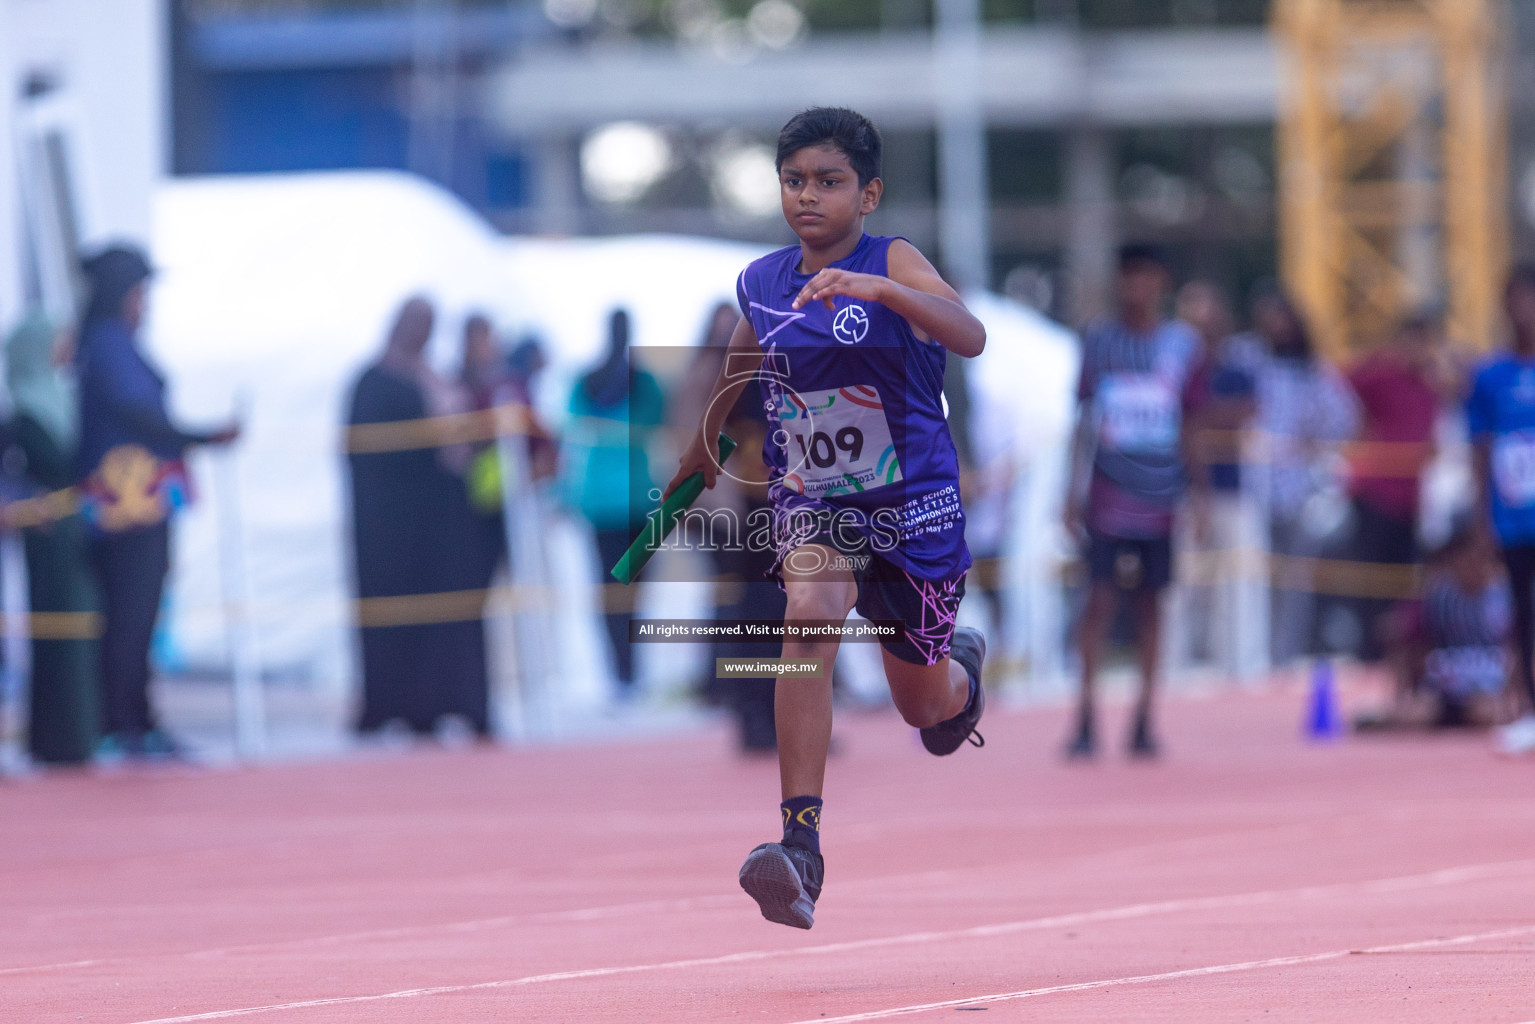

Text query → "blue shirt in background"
[1466,354,1535,546]
[562,369,665,532]
[75,317,203,480]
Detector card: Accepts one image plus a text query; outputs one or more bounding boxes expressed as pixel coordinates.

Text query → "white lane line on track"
[116,861,1535,1024]
[0,819,1341,974]
[780,925,1535,1023]
[185,867,971,959]
[0,867,969,976]
[10,823,1261,970]
[0,958,106,976]
[0,841,1516,976]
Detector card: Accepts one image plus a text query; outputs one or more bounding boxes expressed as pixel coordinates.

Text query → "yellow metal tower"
[1273,0,1509,357]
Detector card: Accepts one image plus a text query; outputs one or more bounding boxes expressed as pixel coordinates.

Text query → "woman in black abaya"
[417,314,506,738]
[346,297,454,735]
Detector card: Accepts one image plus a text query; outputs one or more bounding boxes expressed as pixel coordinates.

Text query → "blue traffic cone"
[1304,657,1342,741]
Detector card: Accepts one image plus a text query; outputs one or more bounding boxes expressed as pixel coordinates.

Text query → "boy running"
[665,107,987,930]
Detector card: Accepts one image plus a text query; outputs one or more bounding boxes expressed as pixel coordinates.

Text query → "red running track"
[5,685,1535,1023]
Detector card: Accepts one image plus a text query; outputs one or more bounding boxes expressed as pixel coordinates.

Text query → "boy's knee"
[1082,585,1114,617]
[1079,588,1116,637]
[892,691,949,729]
[784,591,849,625]
[887,665,954,728]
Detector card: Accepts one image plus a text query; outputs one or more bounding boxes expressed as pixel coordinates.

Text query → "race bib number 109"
[775,384,904,498]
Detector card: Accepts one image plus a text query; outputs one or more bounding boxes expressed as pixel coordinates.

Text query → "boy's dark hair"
[1117,243,1168,272]
[775,107,882,186]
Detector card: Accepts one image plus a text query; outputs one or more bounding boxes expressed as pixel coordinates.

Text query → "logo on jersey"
[832,304,870,345]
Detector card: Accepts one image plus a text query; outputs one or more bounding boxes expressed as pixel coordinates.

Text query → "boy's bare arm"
[1063,404,1094,538]
[663,317,763,497]
[791,239,986,357]
[1471,437,1495,536]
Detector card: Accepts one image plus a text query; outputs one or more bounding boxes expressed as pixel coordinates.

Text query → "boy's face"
[1116,262,1167,317]
[779,144,881,246]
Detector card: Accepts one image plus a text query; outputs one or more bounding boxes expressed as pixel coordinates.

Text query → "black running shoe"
[739,841,824,929]
[1065,729,1096,760]
[920,627,987,756]
[1064,716,1096,761]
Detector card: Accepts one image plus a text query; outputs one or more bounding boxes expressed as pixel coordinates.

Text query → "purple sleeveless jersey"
[735,234,971,581]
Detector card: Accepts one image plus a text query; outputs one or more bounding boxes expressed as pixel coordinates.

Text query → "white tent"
[147,171,1077,711]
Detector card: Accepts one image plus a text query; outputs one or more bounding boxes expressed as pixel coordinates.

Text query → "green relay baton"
[609,432,737,585]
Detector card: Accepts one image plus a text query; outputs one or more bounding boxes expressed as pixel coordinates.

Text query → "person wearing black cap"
[75,243,239,760]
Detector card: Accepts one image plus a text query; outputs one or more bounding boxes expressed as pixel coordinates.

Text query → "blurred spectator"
[1347,310,1448,660]
[717,373,784,753]
[346,296,487,737]
[1467,263,1535,754]
[562,309,665,697]
[465,333,557,511]
[413,313,518,740]
[668,308,736,528]
[1420,525,1510,726]
[1363,522,1510,730]
[1065,244,1202,759]
[1239,291,1358,667]
[506,336,558,481]
[952,325,1013,662]
[6,314,98,764]
[957,440,1012,661]
[671,302,782,750]
[507,337,547,402]
[1176,280,1264,676]
[75,244,239,760]
[460,314,503,410]
[462,313,518,521]
[669,303,743,706]
[1179,280,1252,493]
